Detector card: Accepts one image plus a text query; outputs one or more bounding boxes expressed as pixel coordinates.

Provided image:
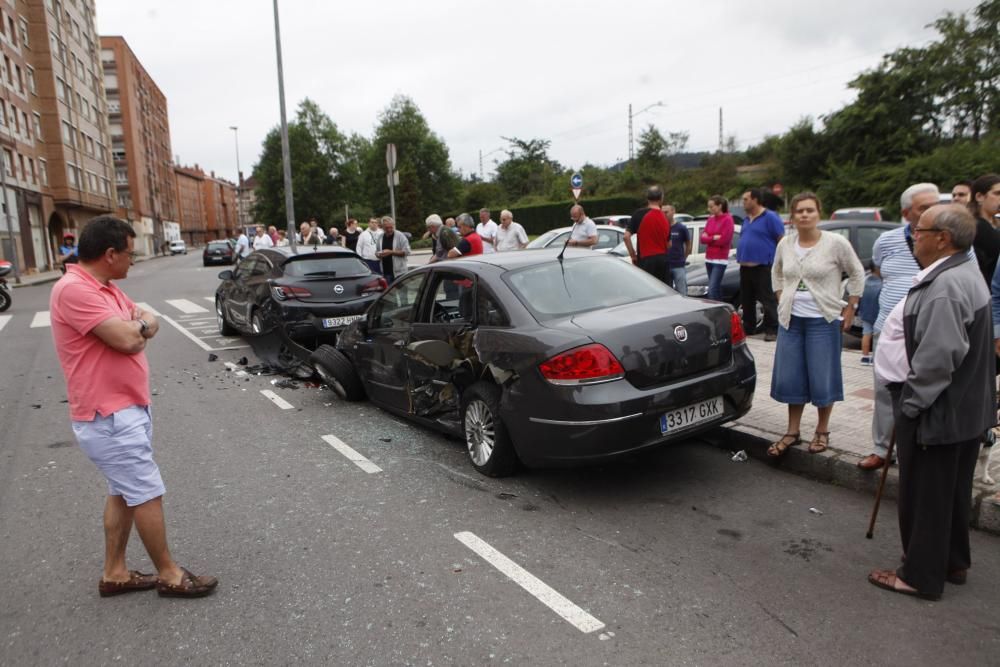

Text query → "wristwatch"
[138,318,149,335]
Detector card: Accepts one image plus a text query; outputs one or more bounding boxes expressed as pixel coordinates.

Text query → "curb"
[704,424,1000,536]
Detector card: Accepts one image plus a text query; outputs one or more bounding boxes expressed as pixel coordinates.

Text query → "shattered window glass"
[370,273,426,329]
[506,256,668,319]
[428,271,474,324]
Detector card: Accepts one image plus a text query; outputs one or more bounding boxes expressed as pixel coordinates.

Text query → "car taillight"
[271,285,312,301]
[539,344,625,385]
[361,277,388,295]
[731,311,746,346]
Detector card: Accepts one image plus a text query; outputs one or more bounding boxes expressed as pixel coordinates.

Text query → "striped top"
[872,225,975,332]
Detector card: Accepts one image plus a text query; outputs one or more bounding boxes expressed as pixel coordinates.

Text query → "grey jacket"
[899,252,996,444]
[381,231,411,276]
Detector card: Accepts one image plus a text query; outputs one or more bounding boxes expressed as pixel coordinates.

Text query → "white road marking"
[224,362,248,377]
[260,389,294,410]
[160,313,248,351]
[203,297,215,303]
[0,314,10,332]
[30,311,50,328]
[135,302,162,316]
[321,435,383,474]
[165,298,209,314]
[454,531,605,634]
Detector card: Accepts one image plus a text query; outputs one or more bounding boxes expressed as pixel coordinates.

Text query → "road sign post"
[386,144,398,221]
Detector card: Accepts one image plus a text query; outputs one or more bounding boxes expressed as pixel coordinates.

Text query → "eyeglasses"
[912,226,943,236]
[116,249,139,259]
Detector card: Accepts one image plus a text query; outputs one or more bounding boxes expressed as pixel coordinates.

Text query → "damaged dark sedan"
[316,249,756,477]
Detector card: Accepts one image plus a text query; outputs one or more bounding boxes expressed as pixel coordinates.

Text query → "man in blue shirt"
[663,204,691,294]
[736,188,785,340]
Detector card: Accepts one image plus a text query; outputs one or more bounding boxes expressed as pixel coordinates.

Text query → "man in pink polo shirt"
[51,216,217,599]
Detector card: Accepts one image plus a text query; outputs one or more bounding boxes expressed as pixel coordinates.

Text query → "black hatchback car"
[215,246,387,345]
[203,239,236,266]
[317,250,756,477]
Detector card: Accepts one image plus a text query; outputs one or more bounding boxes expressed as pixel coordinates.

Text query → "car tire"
[215,299,237,336]
[461,382,517,477]
[311,345,365,401]
[0,288,10,312]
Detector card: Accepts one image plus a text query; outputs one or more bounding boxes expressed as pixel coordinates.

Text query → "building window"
[25,66,34,94]
[20,111,27,139]
[3,149,13,177]
[55,76,66,101]
[115,167,128,184]
[38,159,47,185]
[18,155,25,181]
[32,112,41,139]
[0,101,6,127]
[28,157,35,184]
[18,18,28,48]
[67,163,81,188]
[14,65,23,94]
[101,177,109,195]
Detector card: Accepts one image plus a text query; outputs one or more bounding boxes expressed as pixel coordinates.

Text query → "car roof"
[539,224,625,234]
[817,220,899,229]
[257,245,357,259]
[430,247,613,272]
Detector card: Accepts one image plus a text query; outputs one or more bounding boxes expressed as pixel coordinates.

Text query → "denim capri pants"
[770,316,844,407]
[71,405,165,507]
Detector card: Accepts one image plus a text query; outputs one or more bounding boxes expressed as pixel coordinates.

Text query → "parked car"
[831,207,887,222]
[169,240,187,255]
[606,222,743,265]
[315,249,756,477]
[592,215,632,228]
[214,246,388,347]
[525,224,625,251]
[685,220,898,330]
[203,239,236,266]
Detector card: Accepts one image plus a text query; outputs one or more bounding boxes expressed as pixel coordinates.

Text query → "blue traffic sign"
[570,173,583,188]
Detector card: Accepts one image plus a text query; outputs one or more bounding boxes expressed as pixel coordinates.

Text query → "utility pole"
[272,0,297,252]
[229,126,243,235]
[478,149,483,181]
[628,101,664,161]
[718,107,723,153]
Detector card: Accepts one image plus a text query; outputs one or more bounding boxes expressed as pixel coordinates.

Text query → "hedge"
[449,196,643,235]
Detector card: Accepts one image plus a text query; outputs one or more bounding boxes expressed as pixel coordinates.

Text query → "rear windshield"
[282,255,371,278]
[207,241,229,250]
[833,210,880,220]
[505,256,670,319]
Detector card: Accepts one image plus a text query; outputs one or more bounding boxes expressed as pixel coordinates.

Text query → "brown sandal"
[767,432,800,458]
[98,570,158,597]
[156,567,219,598]
[808,431,830,454]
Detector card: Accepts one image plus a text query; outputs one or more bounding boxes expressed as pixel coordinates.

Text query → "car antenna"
[556,224,573,263]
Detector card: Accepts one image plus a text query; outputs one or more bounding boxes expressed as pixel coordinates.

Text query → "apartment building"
[100,34,176,256]
[24,0,114,266]
[174,163,236,243]
[237,173,256,229]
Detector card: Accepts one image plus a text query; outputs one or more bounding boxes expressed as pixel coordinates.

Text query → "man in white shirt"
[252,225,274,250]
[495,209,528,252]
[567,205,598,248]
[235,230,251,259]
[356,217,381,273]
[477,208,499,254]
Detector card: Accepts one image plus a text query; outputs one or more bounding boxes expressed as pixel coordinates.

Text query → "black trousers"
[639,254,670,285]
[893,414,979,595]
[738,265,778,335]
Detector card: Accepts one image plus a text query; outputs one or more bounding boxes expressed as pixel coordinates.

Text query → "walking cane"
[866,428,896,539]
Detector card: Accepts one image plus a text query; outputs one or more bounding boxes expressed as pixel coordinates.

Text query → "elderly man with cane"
[867,205,995,600]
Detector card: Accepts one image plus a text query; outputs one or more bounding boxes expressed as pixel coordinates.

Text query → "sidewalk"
[706,337,1000,535]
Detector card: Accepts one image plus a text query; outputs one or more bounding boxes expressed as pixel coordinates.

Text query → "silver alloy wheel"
[465,399,496,466]
[215,301,225,333]
[251,312,262,334]
[315,364,346,398]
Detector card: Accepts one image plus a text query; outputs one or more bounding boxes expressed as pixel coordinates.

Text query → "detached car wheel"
[311,345,365,401]
[462,382,517,477]
[216,299,237,336]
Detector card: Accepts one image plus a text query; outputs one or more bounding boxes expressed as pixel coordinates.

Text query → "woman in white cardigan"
[767,192,865,457]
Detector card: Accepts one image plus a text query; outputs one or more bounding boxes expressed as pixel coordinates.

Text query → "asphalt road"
[1,253,998,666]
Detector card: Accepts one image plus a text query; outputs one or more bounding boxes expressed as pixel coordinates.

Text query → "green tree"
[493,137,563,202]
[360,95,457,234]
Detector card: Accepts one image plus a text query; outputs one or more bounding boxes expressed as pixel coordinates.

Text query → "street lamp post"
[628,101,664,160]
[229,125,243,236]
[272,0,297,252]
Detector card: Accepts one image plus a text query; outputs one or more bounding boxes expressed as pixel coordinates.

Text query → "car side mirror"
[218,270,233,280]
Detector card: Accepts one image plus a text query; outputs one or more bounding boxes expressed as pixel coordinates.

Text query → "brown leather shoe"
[858,454,888,470]
[156,568,218,598]
[98,570,157,597]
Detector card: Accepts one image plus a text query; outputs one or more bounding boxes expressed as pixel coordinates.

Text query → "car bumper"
[203,255,232,264]
[277,297,378,341]
[501,346,756,467]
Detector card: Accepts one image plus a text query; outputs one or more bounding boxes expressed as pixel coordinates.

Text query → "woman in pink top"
[700,195,734,300]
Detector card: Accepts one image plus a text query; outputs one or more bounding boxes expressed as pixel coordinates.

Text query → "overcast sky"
[97,0,979,186]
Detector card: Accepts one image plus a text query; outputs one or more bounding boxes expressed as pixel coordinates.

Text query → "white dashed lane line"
[454,531,606,635]
[30,311,50,328]
[321,434,383,474]
[260,389,294,410]
[165,298,209,314]
[0,315,10,332]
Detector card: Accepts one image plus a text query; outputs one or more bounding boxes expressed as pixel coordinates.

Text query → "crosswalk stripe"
[30,311,50,328]
[0,315,10,332]
[203,297,215,303]
[135,302,162,316]
[165,299,208,314]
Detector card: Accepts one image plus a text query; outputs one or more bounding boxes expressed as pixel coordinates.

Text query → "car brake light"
[271,285,312,300]
[361,277,388,295]
[731,311,746,346]
[539,344,624,385]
